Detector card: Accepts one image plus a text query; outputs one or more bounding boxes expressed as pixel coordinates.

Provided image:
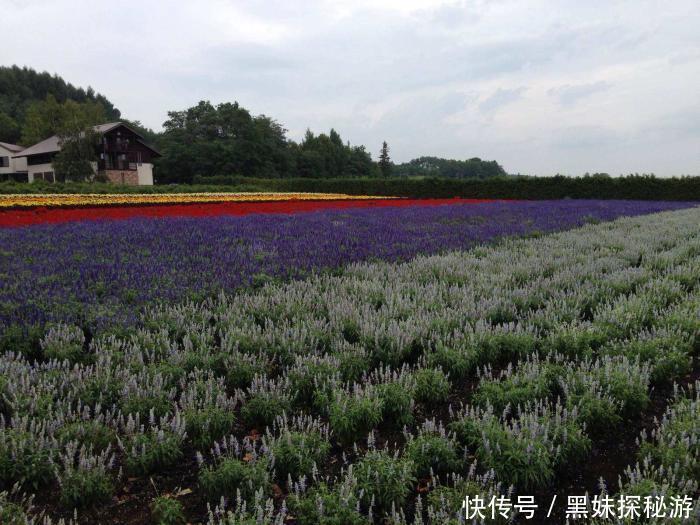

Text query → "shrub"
[118,413,186,476]
[568,356,651,419]
[197,437,270,503]
[184,406,236,451]
[425,342,477,380]
[55,442,114,509]
[335,346,372,383]
[449,401,590,490]
[425,470,510,525]
[602,328,693,385]
[637,386,700,480]
[40,324,89,364]
[404,420,462,479]
[287,354,340,407]
[56,420,117,452]
[0,423,56,490]
[120,372,176,419]
[472,356,564,412]
[223,352,270,391]
[179,376,238,450]
[241,376,293,430]
[353,448,416,514]
[328,384,383,445]
[413,367,451,405]
[151,496,186,525]
[287,479,368,525]
[265,416,330,483]
[0,491,32,525]
[372,365,416,427]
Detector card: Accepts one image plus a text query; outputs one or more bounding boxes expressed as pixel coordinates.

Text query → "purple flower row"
[0,199,694,335]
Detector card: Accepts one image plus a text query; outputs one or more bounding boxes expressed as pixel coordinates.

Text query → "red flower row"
[0,198,498,228]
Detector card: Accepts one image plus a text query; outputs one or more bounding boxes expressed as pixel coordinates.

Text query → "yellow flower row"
[0,192,393,208]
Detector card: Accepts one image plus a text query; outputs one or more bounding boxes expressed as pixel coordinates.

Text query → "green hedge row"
[1,174,699,200]
[193,174,700,200]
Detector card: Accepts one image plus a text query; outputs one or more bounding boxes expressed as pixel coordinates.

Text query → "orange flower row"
[0,192,393,208]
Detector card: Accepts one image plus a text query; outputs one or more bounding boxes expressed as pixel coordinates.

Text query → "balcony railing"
[97,159,138,171]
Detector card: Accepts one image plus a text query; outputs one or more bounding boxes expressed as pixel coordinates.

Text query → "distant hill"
[394,156,508,179]
[0,65,121,144]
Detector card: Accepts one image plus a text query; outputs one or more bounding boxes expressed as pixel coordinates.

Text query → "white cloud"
[2,0,699,175]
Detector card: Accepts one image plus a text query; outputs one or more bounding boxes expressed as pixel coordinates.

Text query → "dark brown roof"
[14,122,155,158]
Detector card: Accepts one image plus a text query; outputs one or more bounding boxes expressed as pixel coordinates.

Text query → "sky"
[2,0,700,176]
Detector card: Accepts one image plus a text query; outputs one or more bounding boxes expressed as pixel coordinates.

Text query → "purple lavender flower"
[0,200,694,335]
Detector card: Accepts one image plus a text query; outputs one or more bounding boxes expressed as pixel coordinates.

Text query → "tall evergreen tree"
[378,141,392,177]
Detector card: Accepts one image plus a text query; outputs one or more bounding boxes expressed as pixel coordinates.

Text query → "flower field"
[0,197,490,228]
[0,200,690,344]
[0,192,392,208]
[0,199,699,524]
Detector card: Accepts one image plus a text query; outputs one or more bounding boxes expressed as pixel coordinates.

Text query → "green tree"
[0,65,120,144]
[156,100,291,183]
[52,125,100,182]
[378,140,392,177]
[20,95,106,146]
[0,112,20,144]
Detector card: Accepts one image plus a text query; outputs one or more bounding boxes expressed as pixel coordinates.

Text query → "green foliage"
[120,392,173,419]
[602,332,693,385]
[198,456,270,503]
[287,482,369,525]
[377,380,415,427]
[0,428,55,490]
[187,174,700,201]
[156,101,375,183]
[353,449,416,514]
[413,367,451,405]
[378,141,392,177]
[21,94,105,147]
[0,112,20,144]
[59,463,113,509]
[0,323,43,361]
[404,425,462,478]
[393,156,507,179]
[637,391,700,480]
[0,65,119,144]
[268,428,330,482]
[151,496,186,525]
[0,492,30,525]
[3,174,700,201]
[450,403,591,490]
[224,354,269,390]
[52,126,100,183]
[56,420,116,452]
[121,429,184,476]
[473,360,564,412]
[241,385,292,431]
[184,406,236,450]
[329,386,383,444]
[425,343,477,380]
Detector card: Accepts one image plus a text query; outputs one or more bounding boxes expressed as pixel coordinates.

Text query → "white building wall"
[13,156,27,172]
[137,163,154,185]
[0,145,26,175]
[27,163,54,183]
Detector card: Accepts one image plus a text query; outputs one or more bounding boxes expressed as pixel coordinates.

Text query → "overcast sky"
[3,0,700,175]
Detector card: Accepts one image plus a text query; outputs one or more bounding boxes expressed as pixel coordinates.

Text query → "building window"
[0,156,8,168]
[44,171,54,183]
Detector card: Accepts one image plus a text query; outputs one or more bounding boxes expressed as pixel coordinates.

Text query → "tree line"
[0,65,508,182]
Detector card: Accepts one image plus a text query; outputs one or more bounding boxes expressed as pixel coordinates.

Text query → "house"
[0,142,28,181]
[13,122,160,185]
